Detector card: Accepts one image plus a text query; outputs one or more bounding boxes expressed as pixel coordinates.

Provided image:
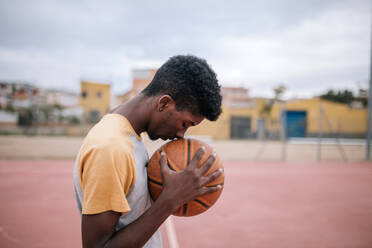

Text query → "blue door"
[285,111,307,138]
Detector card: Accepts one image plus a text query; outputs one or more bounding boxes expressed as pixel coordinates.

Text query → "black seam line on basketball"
[194,199,210,209]
[148,177,163,186]
[166,159,177,171]
[159,147,176,171]
[183,204,187,216]
[187,138,191,164]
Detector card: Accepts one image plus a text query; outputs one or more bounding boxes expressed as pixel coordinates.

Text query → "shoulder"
[80,123,135,158]
[82,139,135,169]
[79,137,137,195]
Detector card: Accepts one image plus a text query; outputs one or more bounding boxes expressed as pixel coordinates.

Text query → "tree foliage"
[260,84,287,115]
[320,89,367,107]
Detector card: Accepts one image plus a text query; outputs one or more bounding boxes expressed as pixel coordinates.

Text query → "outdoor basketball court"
[1,160,372,248]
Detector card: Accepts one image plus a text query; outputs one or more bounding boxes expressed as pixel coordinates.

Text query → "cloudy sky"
[0,0,370,98]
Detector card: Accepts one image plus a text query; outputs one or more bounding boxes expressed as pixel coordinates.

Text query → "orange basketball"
[147,138,224,217]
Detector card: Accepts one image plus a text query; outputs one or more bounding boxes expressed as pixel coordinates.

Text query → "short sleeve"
[80,144,136,215]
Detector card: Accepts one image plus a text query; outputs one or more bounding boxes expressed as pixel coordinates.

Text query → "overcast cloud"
[0,0,370,98]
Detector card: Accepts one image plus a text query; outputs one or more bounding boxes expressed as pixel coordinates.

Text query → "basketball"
[147,138,224,217]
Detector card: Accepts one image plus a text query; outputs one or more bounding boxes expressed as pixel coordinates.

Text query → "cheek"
[162,122,180,136]
[164,114,179,130]
[150,122,170,135]
[162,122,176,132]
[148,119,161,135]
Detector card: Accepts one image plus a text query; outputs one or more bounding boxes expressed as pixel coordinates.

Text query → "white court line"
[165,216,179,248]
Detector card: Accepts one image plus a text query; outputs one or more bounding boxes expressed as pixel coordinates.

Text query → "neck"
[111,93,154,135]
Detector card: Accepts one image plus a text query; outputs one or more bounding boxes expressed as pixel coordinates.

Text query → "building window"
[82,91,87,98]
[89,110,100,123]
[96,91,102,98]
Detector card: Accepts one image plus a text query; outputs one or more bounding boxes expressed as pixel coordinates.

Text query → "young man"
[73,55,223,248]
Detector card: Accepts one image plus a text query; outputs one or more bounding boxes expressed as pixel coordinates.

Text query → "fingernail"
[161,152,165,156]
[213,152,217,158]
[201,146,205,151]
[218,168,223,172]
[217,185,222,189]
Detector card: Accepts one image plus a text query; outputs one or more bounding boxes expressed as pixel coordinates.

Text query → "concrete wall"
[0,111,18,125]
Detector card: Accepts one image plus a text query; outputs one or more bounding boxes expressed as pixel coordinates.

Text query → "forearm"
[104,194,176,248]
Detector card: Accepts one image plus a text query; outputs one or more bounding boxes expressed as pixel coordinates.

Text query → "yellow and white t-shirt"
[73,114,161,247]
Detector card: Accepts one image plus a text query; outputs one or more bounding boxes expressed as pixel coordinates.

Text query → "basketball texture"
[147,138,224,217]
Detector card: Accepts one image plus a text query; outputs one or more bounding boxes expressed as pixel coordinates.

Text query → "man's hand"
[159,147,223,212]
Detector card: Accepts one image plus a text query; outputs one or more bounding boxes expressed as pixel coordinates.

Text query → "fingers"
[188,146,205,169]
[201,167,223,185]
[159,152,170,176]
[198,152,216,176]
[199,184,223,195]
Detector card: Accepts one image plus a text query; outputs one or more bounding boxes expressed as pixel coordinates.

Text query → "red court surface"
[1,160,372,248]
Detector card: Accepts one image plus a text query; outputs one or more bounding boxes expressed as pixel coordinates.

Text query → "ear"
[157,95,175,112]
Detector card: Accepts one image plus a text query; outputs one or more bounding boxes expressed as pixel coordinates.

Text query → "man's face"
[147,106,204,141]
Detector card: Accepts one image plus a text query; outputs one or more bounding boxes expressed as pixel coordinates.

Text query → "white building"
[0,110,18,126]
[44,89,79,107]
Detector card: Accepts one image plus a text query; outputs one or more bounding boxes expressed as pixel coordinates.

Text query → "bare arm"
[82,147,223,248]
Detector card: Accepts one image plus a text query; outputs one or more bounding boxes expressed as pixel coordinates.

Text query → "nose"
[175,129,186,139]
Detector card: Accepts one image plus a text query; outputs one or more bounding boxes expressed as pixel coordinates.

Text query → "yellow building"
[270,98,367,138]
[188,97,367,140]
[79,81,111,123]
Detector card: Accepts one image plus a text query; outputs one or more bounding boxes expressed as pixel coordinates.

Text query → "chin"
[147,133,158,141]
[148,132,172,141]
[149,136,159,141]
